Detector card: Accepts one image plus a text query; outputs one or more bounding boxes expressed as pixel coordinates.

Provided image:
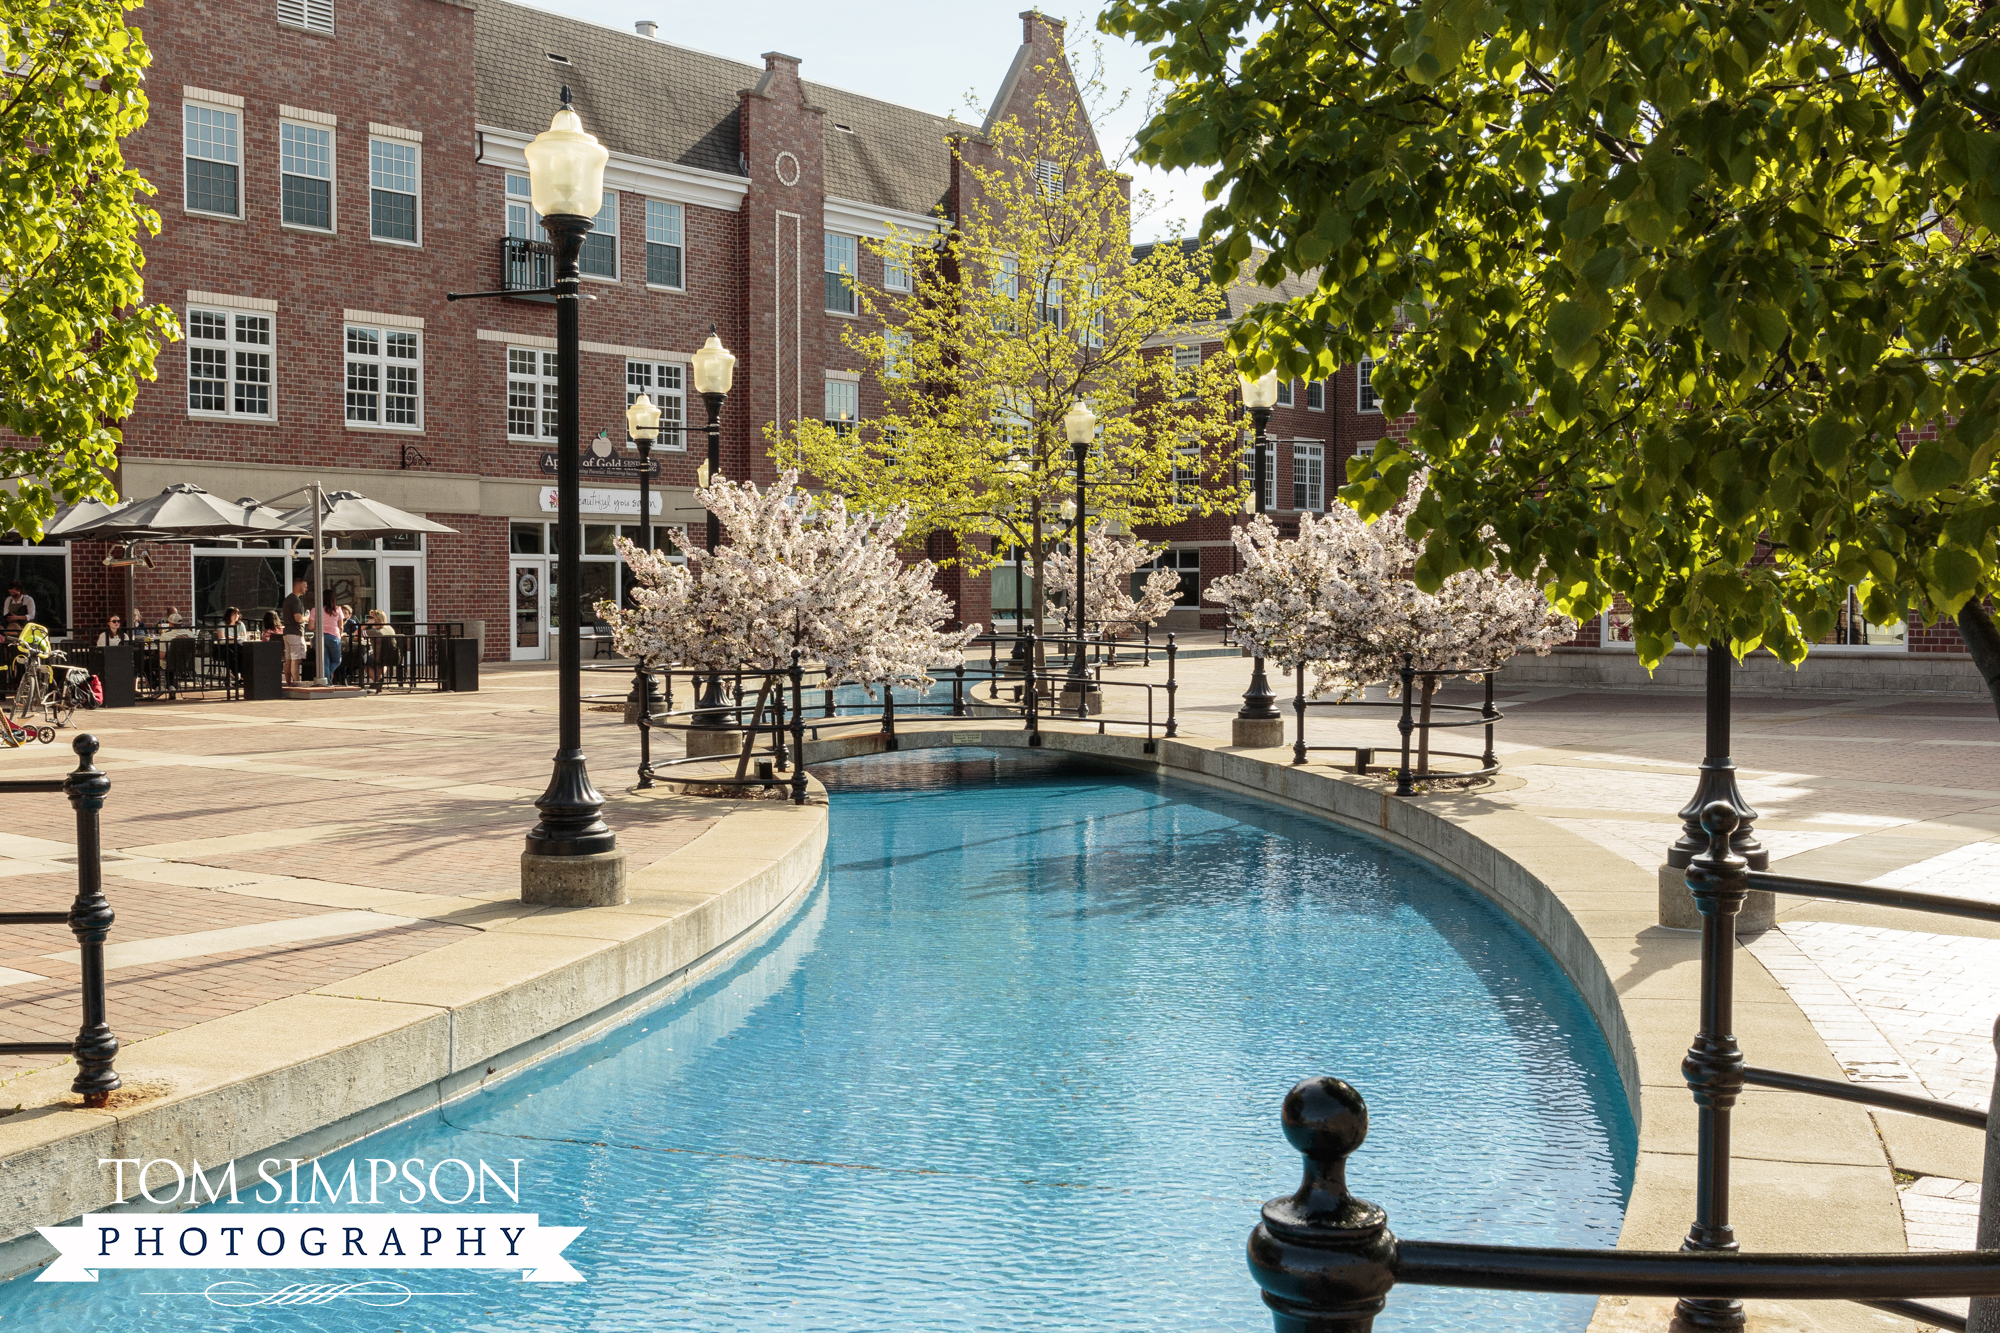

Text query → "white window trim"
[367,137,422,248]
[824,231,859,318]
[506,345,558,443]
[278,117,336,234]
[186,301,277,423]
[343,322,424,433]
[183,96,244,222]
[625,359,687,452]
[1292,439,1325,512]
[1357,357,1383,414]
[824,374,860,430]
[1305,379,1326,411]
[580,188,620,283]
[643,196,686,293]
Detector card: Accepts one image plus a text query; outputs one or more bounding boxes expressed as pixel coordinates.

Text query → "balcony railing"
[501,236,554,296]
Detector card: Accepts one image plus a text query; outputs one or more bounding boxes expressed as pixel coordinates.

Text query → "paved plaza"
[1,650,1993,1297]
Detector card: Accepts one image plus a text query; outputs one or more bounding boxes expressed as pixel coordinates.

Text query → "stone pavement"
[1098,649,1998,1265]
[0,664,703,1085]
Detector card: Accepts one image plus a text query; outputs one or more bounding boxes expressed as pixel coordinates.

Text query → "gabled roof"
[474,0,960,214]
[1133,239,1322,324]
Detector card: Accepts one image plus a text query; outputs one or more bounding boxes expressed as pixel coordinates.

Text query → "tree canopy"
[1104,0,2000,703]
[0,0,176,539]
[779,59,1244,639]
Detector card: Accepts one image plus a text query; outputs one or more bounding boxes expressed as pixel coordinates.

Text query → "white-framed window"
[507,347,558,440]
[1173,344,1200,399]
[825,377,859,434]
[344,324,421,429]
[184,102,241,217]
[368,138,419,243]
[626,360,686,450]
[276,0,334,34]
[991,254,1019,331]
[993,392,1031,452]
[1140,548,1202,607]
[1037,275,1064,331]
[279,122,333,230]
[1292,441,1324,511]
[1035,159,1063,199]
[1276,377,1294,408]
[187,305,274,419]
[1082,266,1105,348]
[581,189,618,278]
[1305,379,1325,410]
[1354,440,1376,458]
[884,328,911,379]
[645,199,683,289]
[1173,440,1200,487]
[1358,357,1381,412]
[884,241,912,292]
[505,172,542,240]
[825,232,857,314]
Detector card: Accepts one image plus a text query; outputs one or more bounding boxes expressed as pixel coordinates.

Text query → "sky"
[513,0,1215,242]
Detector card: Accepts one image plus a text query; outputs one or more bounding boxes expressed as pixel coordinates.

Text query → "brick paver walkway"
[0,665,707,1082]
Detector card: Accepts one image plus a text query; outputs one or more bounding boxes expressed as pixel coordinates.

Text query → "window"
[1354,440,1375,458]
[345,324,421,429]
[993,393,1031,452]
[187,305,273,419]
[1358,357,1381,412]
[1173,441,1200,488]
[507,347,558,440]
[369,139,418,243]
[276,0,334,33]
[1292,442,1324,511]
[825,378,859,435]
[884,328,911,379]
[581,190,617,278]
[280,122,332,230]
[1173,344,1200,399]
[991,255,1019,330]
[1139,549,1202,607]
[825,232,857,314]
[884,241,912,292]
[505,172,542,240]
[1035,159,1063,198]
[1082,267,1104,348]
[645,199,683,288]
[1037,275,1064,331]
[1306,379,1325,410]
[626,360,685,450]
[184,103,240,216]
[1276,377,1294,408]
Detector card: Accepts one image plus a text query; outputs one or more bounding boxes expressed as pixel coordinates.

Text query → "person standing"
[280,577,309,685]
[3,582,35,633]
[311,593,346,684]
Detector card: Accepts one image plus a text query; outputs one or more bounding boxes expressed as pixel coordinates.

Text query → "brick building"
[42,0,1090,659]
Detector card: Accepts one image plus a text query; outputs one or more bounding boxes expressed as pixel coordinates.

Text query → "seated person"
[96,616,126,647]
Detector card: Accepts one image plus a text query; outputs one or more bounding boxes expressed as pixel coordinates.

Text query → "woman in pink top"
[311,594,346,682]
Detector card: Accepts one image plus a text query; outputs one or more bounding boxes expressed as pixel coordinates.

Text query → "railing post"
[1293,663,1308,765]
[1026,632,1041,743]
[1164,633,1177,739]
[62,734,119,1109]
[1395,656,1416,797]
[1970,1015,2000,1333]
[1668,642,1768,871]
[1676,800,1750,1330]
[1246,1077,1399,1332]
[789,652,808,807]
[1481,671,1498,770]
[825,683,835,718]
[633,665,654,790]
[953,661,966,717]
[881,683,897,751]
[770,668,788,770]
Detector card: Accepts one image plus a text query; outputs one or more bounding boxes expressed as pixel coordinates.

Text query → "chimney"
[634,20,657,38]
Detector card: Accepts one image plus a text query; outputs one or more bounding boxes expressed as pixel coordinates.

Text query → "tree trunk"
[1956,600,2000,724]
[1416,676,1437,774]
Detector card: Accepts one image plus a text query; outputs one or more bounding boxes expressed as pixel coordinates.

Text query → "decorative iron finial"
[560,84,573,109]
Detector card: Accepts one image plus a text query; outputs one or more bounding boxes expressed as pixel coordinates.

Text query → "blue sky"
[512,0,1213,241]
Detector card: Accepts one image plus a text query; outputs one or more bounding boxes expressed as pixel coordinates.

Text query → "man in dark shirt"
[280,577,309,685]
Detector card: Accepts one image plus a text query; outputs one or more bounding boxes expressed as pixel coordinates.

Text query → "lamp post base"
[1231,716,1286,749]
[522,848,628,907]
[685,728,744,758]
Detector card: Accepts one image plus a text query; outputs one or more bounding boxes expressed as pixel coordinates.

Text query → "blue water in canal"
[1,749,1634,1331]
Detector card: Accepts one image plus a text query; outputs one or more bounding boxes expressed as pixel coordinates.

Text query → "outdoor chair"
[162,637,199,697]
[590,620,614,659]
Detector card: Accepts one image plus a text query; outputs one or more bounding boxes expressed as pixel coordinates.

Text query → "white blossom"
[599,470,980,688]
[1042,524,1183,640]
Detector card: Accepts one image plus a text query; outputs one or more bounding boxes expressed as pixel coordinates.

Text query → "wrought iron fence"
[0,735,119,1107]
[501,236,553,293]
[1289,657,1503,792]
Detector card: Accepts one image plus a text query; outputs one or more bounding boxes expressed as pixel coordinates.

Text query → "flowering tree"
[1041,525,1183,641]
[599,472,979,691]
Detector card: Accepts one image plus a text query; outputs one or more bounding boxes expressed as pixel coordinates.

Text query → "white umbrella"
[62,484,305,541]
[44,498,129,536]
[275,490,459,537]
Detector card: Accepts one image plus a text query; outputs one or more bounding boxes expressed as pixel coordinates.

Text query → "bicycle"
[10,625,96,728]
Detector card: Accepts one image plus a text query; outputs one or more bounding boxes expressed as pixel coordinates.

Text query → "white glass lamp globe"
[625,393,661,443]
[1239,368,1281,410]
[691,332,737,395]
[523,105,609,220]
[1062,400,1098,445]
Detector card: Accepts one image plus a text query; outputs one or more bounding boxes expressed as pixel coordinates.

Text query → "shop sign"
[538,487,664,516]
[538,435,659,480]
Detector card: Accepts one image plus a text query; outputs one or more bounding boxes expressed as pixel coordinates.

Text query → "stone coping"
[801,721,1924,1333]
[0,784,830,1280]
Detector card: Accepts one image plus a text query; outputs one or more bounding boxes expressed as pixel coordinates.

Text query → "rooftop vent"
[834,123,854,133]
[634,20,657,37]
[546,52,571,64]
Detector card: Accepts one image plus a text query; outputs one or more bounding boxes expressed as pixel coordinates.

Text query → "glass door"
[382,557,423,628]
[511,558,547,661]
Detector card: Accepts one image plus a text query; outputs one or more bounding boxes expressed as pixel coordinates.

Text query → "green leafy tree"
[1104,0,2000,712]
[0,0,176,538]
[778,60,1244,641]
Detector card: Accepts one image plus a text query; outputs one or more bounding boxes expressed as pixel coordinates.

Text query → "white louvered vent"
[277,0,334,35]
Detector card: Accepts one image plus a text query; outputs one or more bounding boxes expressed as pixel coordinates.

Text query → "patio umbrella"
[62,483,305,541]
[44,498,129,536]
[274,490,459,538]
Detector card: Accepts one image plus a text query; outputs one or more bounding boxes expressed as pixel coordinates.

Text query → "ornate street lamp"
[689,329,736,744]
[1061,400,1099,713]
[624,392,662,787]
[1234,368,1285,748]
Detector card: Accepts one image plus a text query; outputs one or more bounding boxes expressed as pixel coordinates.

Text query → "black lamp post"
[1061,401,1099,709]
[690,329,736,734]
[624,392,662,787]
[1235,368,1283,742]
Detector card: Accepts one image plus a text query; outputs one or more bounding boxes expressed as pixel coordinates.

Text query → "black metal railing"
[0,735,119,1107]
[585,659,810,804]
[501,236,554,293]
[1289,657,1503,793]
[1243,668,2000,1333]
[337,622,466,692]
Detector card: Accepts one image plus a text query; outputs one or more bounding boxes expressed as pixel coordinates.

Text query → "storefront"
[505,489,684,661]
[191,535,428,629]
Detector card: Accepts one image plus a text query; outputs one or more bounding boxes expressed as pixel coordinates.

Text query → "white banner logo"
[36,1214,584,1283]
